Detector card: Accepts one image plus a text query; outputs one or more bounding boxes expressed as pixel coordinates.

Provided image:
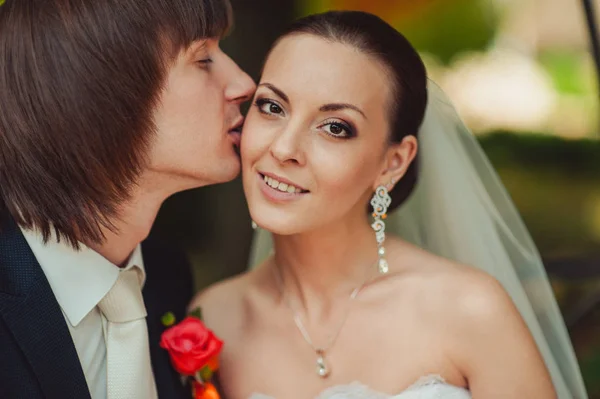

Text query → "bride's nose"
[269,123,306,166]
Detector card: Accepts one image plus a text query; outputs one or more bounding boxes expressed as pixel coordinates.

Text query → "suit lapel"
[142,240,191,399]
[0,216,91,399]
[145,301,186,399]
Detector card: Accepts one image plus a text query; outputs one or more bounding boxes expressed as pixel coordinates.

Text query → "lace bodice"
[249,375,471,399]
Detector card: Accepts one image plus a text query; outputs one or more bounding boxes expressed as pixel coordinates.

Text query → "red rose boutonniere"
[160,309,223,399]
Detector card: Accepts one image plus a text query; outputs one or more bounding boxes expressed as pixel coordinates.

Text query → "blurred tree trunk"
[152,0,295,290]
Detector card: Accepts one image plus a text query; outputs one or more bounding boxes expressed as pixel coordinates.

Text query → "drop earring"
[370,184,392,274]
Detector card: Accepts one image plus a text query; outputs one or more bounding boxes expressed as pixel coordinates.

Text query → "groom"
[0,0,254,398]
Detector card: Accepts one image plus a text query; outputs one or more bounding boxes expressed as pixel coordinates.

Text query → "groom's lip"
[228,117,245,134]
[227,117,244,148]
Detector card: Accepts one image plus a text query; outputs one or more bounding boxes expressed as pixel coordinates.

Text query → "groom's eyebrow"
[258,83,289,103]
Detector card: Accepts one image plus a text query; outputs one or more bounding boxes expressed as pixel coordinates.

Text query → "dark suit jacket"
[0,213,194,398]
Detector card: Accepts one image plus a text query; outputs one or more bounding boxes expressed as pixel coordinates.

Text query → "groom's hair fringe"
[0,0,231,247]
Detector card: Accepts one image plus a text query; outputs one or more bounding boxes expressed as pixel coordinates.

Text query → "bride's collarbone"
[226,251,471,393]
[226,324,465,395]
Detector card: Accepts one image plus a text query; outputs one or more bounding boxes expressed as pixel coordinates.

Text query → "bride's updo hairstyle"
[270,11,428,212]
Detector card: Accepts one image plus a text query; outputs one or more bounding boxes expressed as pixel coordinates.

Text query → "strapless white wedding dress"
[249,375,471,399]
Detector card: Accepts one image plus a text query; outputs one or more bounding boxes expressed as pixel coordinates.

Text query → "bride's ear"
[373,135,418,191]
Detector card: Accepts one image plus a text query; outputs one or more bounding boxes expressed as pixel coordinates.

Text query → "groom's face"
[148,39,255,187]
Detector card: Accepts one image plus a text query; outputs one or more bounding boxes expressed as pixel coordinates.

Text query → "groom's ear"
[374,135,418,191]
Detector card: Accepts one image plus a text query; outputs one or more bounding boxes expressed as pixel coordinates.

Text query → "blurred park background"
[151,0,600,395]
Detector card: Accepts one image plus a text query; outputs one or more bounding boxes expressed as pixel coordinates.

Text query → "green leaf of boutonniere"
[161,311,176,327]
[199,365,213,382]
[189,307,203,321]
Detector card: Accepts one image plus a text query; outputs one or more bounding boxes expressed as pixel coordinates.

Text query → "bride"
[192,10,587,399]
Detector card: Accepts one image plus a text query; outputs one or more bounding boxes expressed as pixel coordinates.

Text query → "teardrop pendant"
[316,351,330,378]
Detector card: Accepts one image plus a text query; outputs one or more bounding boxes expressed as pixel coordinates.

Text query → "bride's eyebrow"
[258,83,289,104]
[319,103,367,120]
[258,82,366,120]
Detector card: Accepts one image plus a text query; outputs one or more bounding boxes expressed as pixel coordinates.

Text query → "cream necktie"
[98,267,158,399]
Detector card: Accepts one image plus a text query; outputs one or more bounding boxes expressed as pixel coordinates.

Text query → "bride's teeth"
[275,182,295,192]
[262,174,303,193]
[276,183,296,193]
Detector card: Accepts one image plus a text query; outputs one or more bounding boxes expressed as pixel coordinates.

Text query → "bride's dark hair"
[273,11,428,212]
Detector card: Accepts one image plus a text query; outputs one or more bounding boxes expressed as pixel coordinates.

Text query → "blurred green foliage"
[481,132,600,175]
[479,132,600,258]
[397,0,498,64]
[300,0,498,64]
[540,51,595,96]
[582,342,600,394]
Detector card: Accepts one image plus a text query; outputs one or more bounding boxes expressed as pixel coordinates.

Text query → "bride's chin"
[253,222,299,236]
[250,214,306,236]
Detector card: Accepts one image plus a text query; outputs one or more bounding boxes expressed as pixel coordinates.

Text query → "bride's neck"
[272,210,379,310]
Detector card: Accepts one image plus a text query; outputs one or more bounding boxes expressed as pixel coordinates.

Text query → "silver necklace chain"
[272,259,376,378]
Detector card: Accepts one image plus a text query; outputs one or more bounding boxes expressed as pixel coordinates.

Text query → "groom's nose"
[223,56,256,104]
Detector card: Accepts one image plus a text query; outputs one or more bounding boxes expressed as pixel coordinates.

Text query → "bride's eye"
[254,98,285,117]
[319,120,355,139]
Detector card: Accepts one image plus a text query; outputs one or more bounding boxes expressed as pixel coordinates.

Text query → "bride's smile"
[256,172,310,203]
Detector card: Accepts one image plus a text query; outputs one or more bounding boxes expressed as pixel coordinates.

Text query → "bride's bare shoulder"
[385,241,553,391]
[385,238,518,325]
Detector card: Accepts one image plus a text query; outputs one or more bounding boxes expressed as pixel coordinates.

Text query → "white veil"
[248,82,588,398]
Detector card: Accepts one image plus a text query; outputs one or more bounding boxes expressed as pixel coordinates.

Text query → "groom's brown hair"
[0,0,231,247]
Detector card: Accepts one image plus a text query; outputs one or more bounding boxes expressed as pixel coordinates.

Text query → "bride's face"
[241,34,395,234]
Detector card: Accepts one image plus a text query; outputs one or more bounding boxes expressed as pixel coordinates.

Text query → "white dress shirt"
[20,227,150,399]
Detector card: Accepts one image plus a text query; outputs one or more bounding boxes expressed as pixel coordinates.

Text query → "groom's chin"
[208,156,242,185]
[161,158,242,191]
